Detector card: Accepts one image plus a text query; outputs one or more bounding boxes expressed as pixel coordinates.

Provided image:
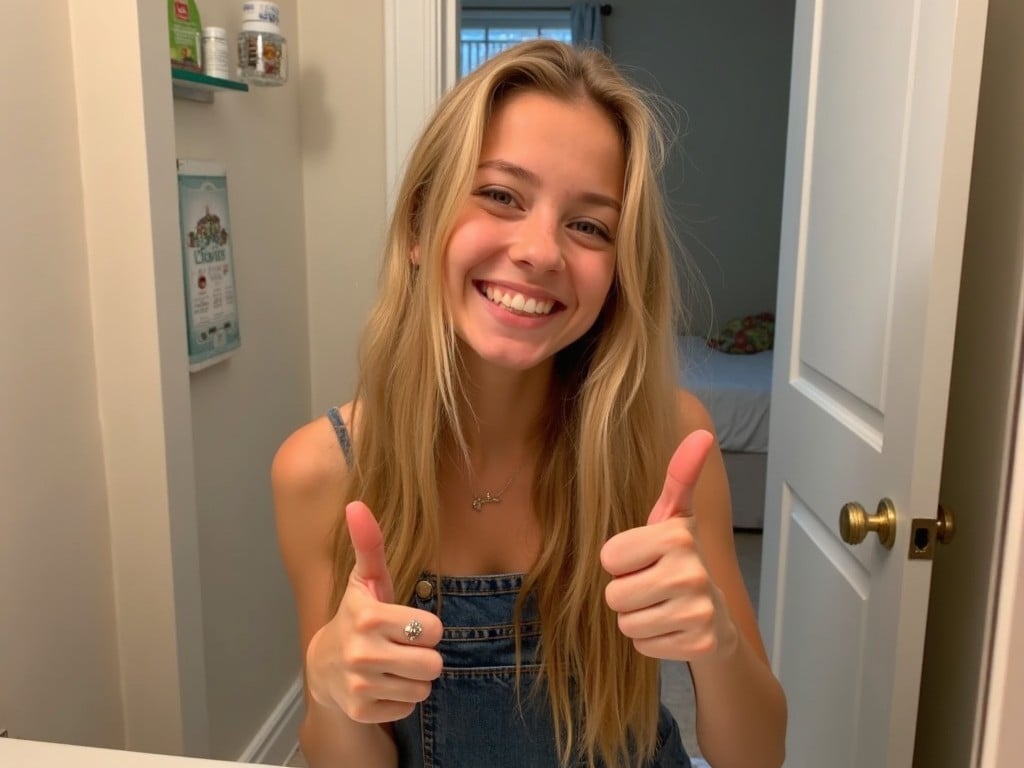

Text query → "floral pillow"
[707,312,775,354]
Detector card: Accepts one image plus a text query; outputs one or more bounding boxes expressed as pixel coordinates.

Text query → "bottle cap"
[241,2,280,27]
[202,26,228,40]
[241,19,282,34]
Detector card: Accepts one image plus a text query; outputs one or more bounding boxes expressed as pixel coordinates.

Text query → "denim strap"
[326,406,354,468]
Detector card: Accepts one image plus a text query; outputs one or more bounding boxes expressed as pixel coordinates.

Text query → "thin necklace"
[470,462,522,511]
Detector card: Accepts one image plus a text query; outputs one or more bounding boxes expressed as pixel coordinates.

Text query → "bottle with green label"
[169,0,204,71]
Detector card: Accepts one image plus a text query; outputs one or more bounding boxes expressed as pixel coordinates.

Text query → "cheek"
[443,226,491,304]
[577,258,617,311]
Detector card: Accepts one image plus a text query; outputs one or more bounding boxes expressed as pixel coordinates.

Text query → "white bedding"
[676,336,773,453]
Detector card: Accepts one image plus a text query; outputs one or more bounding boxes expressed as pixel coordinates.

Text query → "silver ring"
[404,619,424,642]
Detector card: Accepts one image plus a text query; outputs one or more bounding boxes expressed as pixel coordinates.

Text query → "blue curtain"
[570,3,604,49]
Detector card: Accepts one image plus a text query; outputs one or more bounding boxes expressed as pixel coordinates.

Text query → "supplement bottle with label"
[237,2,287,85]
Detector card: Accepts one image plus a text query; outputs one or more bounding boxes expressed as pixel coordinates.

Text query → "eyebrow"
[478,159,622,212]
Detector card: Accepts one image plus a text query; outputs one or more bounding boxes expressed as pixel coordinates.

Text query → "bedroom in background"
[453,0,793,542]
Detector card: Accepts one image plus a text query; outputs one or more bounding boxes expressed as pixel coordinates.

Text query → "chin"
[458,336,556,373]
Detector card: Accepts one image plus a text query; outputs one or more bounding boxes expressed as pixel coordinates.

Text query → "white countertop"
[0,739,262,767]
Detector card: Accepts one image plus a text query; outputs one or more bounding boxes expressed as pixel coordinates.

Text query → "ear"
[410,244,421,266]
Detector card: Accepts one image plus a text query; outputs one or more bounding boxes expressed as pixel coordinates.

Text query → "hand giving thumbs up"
[600,430,739,661]
[305,502,443,724]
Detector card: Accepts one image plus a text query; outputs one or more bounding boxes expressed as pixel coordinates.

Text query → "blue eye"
[480,188,515,206]
[571,220,612,241]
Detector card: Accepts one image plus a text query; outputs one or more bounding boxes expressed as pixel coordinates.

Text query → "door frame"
[383,0,457,216]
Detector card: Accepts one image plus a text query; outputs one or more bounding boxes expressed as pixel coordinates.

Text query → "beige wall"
[0,2,123,749]
[1,0,386,760]
[916,0,1024,763]
[172,0,311,759]
[300,3,387,413]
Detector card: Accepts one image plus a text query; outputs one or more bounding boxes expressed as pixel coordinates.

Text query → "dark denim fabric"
[323,411,689,767]
[392,573,691,768]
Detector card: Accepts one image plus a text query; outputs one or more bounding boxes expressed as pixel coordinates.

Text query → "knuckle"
[604,581,620,610]
[599,544,617,573]
[666,525,693,550]
[346,701,373,723]
[616,612,635,637]
[693,596,715,623]
[352,609,381,635]
[425,615,444,641]
[424,651,444,679]
[632,638,654,658]
[691,567,711,588]
[349,675,373,697]
[694,633,717,656]
[344,639,381,670]
[675,568,709,595]
[413,681,434,702]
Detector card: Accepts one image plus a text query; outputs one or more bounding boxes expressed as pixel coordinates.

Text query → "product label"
[169,0,203,70]
[177,161,242,371]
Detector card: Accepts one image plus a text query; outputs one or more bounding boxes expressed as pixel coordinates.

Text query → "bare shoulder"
[271,402,358,599]
[676,388,717,437]
[271,401,365,678]
[272,402,358,499]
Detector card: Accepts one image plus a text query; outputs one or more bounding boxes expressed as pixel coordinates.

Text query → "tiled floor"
[286,532,763,767]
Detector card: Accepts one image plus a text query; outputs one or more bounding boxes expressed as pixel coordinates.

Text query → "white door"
[758,1,989,766]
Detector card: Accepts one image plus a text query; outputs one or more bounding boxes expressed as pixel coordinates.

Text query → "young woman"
[273,40,786,768]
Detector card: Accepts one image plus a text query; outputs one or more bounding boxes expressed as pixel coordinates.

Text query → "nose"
[509,211,564,272]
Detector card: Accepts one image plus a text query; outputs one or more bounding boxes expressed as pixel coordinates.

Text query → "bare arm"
[271,415,398,768]
[601,390,786,767]
[680,391,787,767]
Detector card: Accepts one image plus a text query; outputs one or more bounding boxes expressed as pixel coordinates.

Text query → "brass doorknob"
[839,498,897,549]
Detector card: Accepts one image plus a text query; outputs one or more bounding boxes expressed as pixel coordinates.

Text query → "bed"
[676,336,773,530]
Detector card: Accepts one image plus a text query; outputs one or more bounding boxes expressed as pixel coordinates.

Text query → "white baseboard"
[238,675,304,765]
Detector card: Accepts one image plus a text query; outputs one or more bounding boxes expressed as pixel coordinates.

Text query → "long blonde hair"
[332,40,683,767]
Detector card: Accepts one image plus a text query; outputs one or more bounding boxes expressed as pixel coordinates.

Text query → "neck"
[453,348,554,469]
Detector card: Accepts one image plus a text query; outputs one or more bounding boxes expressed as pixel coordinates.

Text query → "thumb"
[346,501,395,603]
[647,429,716,526]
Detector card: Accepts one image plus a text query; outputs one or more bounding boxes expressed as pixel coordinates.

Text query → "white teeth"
[482,284,555,316]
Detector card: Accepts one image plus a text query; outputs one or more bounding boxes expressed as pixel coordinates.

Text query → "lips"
[477,281,562,316]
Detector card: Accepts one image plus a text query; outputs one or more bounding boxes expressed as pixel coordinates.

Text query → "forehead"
[479,91,626,195]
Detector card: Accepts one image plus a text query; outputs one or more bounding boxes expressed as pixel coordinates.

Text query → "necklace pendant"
[471,491,500,511]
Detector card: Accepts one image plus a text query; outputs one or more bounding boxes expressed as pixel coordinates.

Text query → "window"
[459,7,572,78]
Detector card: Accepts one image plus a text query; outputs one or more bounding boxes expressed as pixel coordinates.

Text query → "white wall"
[605,0,795,334]
[0,1,123,749]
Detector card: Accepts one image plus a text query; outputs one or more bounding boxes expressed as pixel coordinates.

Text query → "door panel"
[778,490,868,763]
[759,0,988,765]
[799,0,916,410]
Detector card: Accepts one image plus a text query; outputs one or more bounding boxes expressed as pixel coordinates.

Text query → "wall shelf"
[172,68,249,103]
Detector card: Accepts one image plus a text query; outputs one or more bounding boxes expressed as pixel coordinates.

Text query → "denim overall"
[328,408,691,768]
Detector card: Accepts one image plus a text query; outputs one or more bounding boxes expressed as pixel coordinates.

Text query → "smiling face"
[442,90,626,373]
